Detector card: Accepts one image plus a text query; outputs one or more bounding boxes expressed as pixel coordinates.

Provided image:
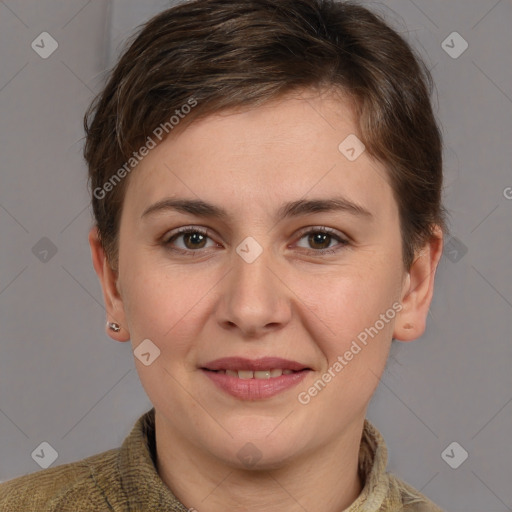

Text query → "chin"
[222,445,299,472]
[208,429,304,471]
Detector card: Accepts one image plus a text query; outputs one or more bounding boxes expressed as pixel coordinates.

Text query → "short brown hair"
[84,0,447,270]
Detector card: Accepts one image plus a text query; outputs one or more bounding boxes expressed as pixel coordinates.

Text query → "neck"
[155,413,366,512]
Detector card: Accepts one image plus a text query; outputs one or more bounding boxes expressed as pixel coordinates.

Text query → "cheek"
[295,269,398,420]
[120,254,220,361]
[120,262,208,396]
[299,261,401,346]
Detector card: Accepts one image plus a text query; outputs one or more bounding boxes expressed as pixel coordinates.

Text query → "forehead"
[122,91,397,224]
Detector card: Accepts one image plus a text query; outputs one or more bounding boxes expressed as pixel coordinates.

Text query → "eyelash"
[162,226,349,256]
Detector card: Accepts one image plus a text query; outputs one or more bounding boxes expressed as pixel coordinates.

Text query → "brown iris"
[308,232,332,250]
[183,232,207,250]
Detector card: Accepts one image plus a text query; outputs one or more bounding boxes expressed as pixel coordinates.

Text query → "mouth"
[203,368,302,379]
[200,357,312,400]
[201,356,311,374]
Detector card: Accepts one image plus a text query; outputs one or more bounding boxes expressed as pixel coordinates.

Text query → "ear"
[393,225,443,342]
[88,226,130,342]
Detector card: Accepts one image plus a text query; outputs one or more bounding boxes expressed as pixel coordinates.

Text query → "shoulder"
[0,447,125,512]
[387,472,445,512]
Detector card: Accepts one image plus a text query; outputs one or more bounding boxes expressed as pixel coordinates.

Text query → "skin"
[89,88,443,512]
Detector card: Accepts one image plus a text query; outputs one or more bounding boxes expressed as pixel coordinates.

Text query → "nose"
[215,244,292,339]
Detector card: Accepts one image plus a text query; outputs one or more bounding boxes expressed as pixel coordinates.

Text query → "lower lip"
[202,369,310,400]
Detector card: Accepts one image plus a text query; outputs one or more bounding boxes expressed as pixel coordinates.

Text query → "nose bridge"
[217,237,291,335]
[234,239,273,295]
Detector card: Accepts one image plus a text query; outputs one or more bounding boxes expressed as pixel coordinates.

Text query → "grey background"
[0,0,511,510]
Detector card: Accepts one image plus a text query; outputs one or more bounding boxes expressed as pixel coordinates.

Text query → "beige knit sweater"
[0,408,444,511]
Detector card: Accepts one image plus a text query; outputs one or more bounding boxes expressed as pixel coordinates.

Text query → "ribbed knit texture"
[0,409,444,511]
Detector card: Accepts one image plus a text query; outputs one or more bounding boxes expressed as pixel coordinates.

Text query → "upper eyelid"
[164,225,348,249]
[164,225,346,239]
[164,226,212,244]
[294,225,346,238]
[164,225,210,238]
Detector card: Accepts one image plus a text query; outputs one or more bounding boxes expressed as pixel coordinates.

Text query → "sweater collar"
[117,408,390,511]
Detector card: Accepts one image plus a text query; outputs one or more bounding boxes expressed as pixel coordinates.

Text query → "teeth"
[220,368,297,379]
[254,370,271,379]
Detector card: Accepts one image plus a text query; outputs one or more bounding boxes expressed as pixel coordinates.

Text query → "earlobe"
[88,226,130,342]
[393,226,443,342]
[105,320,130,342]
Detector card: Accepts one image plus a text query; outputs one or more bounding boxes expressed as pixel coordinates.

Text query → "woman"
[0,0,446,510]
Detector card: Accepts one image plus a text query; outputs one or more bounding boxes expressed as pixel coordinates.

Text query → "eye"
[163,227,219,253]
[162,225,349,256]
[294,227,349,254]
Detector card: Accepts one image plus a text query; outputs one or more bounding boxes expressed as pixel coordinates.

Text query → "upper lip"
[202,357,310,372]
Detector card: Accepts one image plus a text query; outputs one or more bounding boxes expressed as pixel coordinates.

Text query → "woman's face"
[99,90,428,468]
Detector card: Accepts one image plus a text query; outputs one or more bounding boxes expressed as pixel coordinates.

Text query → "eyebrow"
[141,196,373,221]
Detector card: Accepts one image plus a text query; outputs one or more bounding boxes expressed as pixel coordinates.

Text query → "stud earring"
[107,321,121,333]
